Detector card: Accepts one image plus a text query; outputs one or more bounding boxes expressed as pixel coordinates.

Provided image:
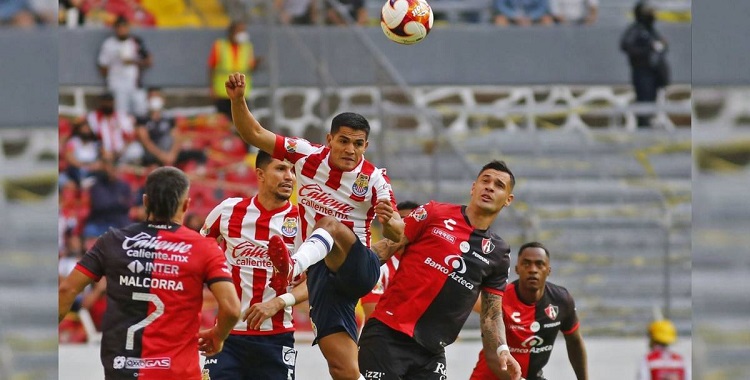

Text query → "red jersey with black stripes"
[272,135,396,248]
[371,201,512,353]
[477,280,580,380]
[201,196,298,335]
[74,222,231,380]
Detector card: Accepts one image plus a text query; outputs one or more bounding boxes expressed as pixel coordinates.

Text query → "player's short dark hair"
[255,150,274,170]
[397,201,420,212]
[330,112,370,140]
[478,160,515,190]
[518,241,550,258]
[144,167,190,222]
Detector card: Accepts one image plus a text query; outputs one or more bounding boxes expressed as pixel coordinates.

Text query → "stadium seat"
[140,0,202,27]
[191,0,230,27]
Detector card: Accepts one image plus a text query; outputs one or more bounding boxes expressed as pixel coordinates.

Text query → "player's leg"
[318,332,362,380]
[358,318,412,380]
[245,333,297,380]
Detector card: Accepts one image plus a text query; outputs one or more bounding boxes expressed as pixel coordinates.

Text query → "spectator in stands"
[494,0,554,26]
[82,159,132,247]
[135,87,207,167]
[87,92,137,163]
[327,0,368,25]
[208,21,259,121]
[61,119,103,187]
[0,0,37,27]
[637,319,690,379]
[97,15,152,117]
[275,0,316,24]
[549,0,597,25]
[620,0,670,128]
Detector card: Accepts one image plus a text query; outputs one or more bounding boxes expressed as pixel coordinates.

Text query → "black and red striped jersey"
[503,280,579,380]
[75,222,231,380]
[371,201,511,353]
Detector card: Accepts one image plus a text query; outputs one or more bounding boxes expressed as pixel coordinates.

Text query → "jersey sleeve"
[201,238,232,285]
[403,201,433,244]
[560,288,580,334]
[373,168,397,208]
[75,232,111,281]
[272,134,319,163]
[201,201,228,239]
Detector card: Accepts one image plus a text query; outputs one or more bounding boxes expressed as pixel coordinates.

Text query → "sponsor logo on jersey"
[281,217,298,237]
[352,173,370,197]
[444,255,467,274]
[286,139,298,153]
[114,356,171,370]
[431,228,456,243]
[282,346,297,366]
[205,358,218,365]
[231,241,267,259]
[459,241,470,253]
[128,260,179,276]
[530,321,540,332]
[424,257,474,290]
[471,251,490,265]
[119,275,184,291]
[364,370,386,379]
[544,321,561,328]
[545,304,559,320]
[122,232,193,254]
[409,206,427,221]
[126,249,189,263]
[299,184,354,219]
[521,335,544,347]
[481,238,495,254]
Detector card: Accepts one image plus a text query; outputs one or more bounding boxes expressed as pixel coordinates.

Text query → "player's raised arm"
[376,199,405,243]
[480,290,522,380]
[225,72,276,154]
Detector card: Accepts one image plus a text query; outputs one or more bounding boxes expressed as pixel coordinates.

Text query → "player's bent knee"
[327,363,361,380]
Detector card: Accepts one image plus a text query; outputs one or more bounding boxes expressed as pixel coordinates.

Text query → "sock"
[293,228,334,277]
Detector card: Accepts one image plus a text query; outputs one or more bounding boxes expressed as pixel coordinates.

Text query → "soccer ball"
[381,0,434,45]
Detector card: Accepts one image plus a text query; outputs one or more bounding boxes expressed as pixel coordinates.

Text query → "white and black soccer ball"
[380,0,434,45]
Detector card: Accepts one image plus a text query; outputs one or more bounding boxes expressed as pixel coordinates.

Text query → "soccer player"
[469,242,588,380]
[637,319,689,380]
[58,166,241,380]
[225,72,404,380]
[200,150,306,380]
[359,160,522,380]
[360,200,419,321]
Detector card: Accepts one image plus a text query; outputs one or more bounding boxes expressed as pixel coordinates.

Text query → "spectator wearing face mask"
[86,92,136,163]
[97,15,153,117]
[135,87,207,168]
[207,20,260,121]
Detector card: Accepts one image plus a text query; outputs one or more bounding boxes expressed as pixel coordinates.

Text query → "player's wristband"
[496,344,510,356]
[278,293,296,307]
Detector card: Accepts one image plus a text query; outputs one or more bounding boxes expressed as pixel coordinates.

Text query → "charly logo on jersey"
[481,238,495,254]
[281,217,298,237]
[444,255,467,274]
[351,173,370,197]
[408,206,427,221]
[286,138,298,153]
[545,304,559,320]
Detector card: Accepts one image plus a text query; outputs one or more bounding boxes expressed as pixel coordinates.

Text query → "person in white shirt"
[97,16,152,117]
[549,0,598,25]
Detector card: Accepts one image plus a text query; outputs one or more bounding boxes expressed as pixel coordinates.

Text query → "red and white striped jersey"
[637,346,690,380]
[272,135,396,248]
[201,196,299,335]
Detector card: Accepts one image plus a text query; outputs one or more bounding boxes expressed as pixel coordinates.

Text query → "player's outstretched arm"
[376,200,405,243]
[480,290,522,380]
[243,279,309,330]
[58,269,94,323]
[371,236,409,265]
[225,72,277,154]
[564,329,588,380]
[199,281,241,356]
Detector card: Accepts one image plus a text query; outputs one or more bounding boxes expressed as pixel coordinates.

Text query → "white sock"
[293,228,334,277]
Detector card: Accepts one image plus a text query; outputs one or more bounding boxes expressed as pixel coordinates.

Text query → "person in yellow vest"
[208,21,260,120]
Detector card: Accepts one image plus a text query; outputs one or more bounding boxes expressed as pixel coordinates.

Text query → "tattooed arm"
[371,236,409,265]
[480,290,522,380]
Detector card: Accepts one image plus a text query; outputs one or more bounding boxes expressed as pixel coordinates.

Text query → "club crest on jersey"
[281,217,298,237]
[481,238,495,254]
[409,206,428,221]
[545,304,559,320]
[286,138,298,153]
[352,173,370,197]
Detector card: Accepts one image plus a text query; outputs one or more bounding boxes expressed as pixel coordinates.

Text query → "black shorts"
[307,238,380,344]
[202,333,296,380]
[359,318,447,380]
